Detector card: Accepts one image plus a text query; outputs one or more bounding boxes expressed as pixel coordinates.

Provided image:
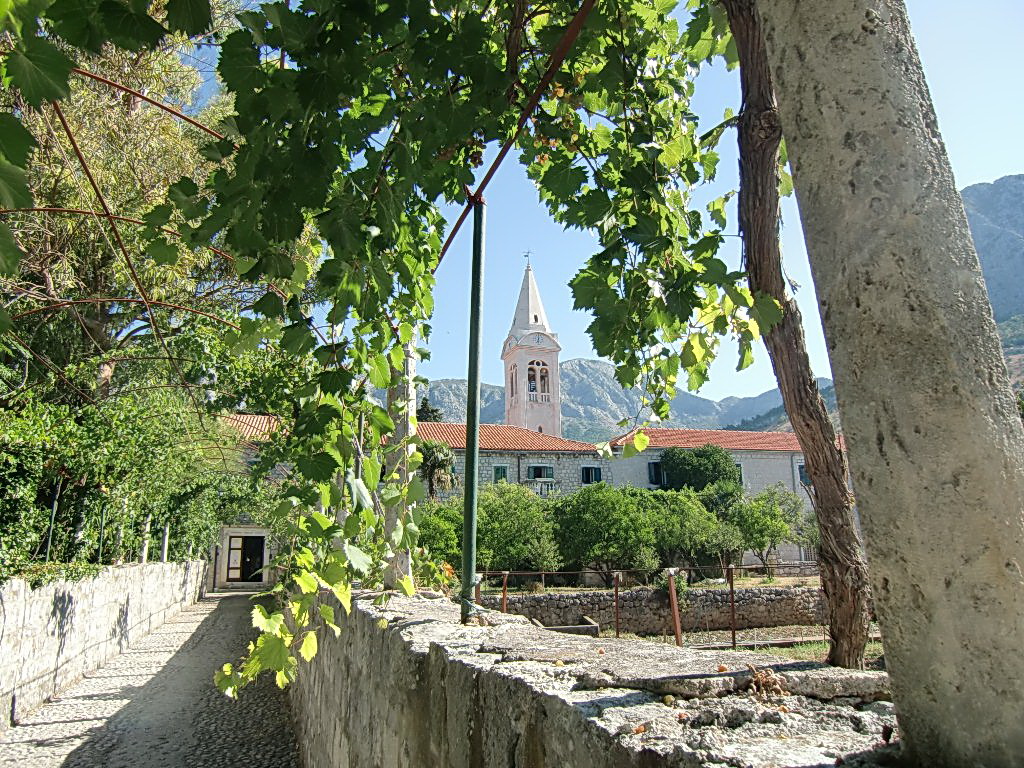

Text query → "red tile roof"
[418,422,598,453]
[610,427,805,452]
[220,413,282,442]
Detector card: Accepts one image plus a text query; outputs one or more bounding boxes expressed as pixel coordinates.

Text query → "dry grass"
[748,640,886,670]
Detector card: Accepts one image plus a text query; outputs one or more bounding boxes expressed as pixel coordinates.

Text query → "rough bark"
[720,0,871,669]
[756,0,1024,762]
[383,339,417,589]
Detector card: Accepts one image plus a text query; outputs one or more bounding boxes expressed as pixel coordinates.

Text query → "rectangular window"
[527,465,554,480]
[493,465,509,483]
[798,463,810,486]
[647,461,662,486]
[581,466,602,484]
[735,463,744,484]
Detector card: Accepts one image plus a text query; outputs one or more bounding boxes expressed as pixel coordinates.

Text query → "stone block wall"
[479,586,826,634]
[443,450,614,501]
[288,593,892,768]
[0,561,207,731]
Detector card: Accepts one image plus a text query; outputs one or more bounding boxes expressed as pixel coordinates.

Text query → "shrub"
[726,483,802,576]
[478,483,561,572]
[661,444,741,491]
[415,484,561,573]
[621,487,716,568]
[552,483,657,586]
[416,499,463,567]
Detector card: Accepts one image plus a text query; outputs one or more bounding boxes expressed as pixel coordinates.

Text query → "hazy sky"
[419,0,1024,401]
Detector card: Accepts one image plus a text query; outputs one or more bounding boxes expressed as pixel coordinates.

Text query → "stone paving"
[0,593,301,768]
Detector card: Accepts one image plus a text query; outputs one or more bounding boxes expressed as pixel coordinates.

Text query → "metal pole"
[728,565,737,650]
[460,196,485,623]
[45,479,62,562]
[474,577,482,605]
[501,571,509,613]
[614,571,621,638]
[667,568,683,647]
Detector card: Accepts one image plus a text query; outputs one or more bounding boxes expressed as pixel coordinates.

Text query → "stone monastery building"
[424,265,816,513]
[218,266,820,586]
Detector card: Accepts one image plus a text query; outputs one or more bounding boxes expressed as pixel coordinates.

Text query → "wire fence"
[472,562,827,650]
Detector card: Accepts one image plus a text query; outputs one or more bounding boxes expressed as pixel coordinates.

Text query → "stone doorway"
[227,535,265,582]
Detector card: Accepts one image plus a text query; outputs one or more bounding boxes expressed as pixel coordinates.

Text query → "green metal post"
[460,197,485,623]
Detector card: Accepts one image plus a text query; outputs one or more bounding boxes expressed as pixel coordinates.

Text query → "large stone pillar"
[755,1,1024,763]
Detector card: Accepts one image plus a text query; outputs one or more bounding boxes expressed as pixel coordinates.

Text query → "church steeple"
[502,264,561,437]
[509,264,551,335]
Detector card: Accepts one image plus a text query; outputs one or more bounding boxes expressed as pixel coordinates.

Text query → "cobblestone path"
[0,593,301,768]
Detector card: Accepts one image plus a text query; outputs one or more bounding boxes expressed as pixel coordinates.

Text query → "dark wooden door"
[228,535,265,582]
[240,536,264,581]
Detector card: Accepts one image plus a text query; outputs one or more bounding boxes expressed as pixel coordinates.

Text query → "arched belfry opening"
[501,265,562,437]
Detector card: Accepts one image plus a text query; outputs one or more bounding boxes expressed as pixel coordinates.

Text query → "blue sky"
[419,0,1024,400]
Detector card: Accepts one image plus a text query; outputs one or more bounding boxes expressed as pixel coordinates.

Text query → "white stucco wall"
[611,448,810,502]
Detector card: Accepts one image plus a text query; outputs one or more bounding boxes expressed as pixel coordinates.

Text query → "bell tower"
[502,263,561,437]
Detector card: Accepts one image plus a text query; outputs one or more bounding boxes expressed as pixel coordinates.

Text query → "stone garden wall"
[479,586,826,634]
[288,592,893,768]
[0,561,207,732]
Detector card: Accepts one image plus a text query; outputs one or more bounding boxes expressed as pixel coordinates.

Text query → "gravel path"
[0,593,301,768]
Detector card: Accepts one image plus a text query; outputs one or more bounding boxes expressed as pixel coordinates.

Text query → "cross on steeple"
[523,250,532,267]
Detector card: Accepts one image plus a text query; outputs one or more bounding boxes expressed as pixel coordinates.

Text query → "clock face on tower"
[534,334,544,345]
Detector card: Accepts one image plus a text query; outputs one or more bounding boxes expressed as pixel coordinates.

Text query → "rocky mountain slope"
[964,175,1024,388]
[420,359,831,441]
[963,175,1024,323]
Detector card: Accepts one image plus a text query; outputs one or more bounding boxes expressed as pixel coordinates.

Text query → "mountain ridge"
[420,358,831,441]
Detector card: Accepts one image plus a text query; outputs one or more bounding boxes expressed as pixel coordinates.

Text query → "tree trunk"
[383,339,417,589]
[139,513,152,563]
[720,0,871,669]
[755,0,1024,762]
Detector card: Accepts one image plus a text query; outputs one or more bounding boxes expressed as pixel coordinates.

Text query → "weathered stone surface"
[0,561,207,732]
[479,585,828,634]
[290,592,896,767]
[0,592,300,767]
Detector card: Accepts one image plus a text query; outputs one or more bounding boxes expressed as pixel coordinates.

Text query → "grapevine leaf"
[345,469,372,510]
[293,569,318,594]
[296,452,338,482]
[298,630,318,662]
[165,0,211,35]
[342,542,372,575]
[6,36,74,107]
[632,431,650,453]
[0,158,31,209]
[0,114,36,166]
[0,222,24,275]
